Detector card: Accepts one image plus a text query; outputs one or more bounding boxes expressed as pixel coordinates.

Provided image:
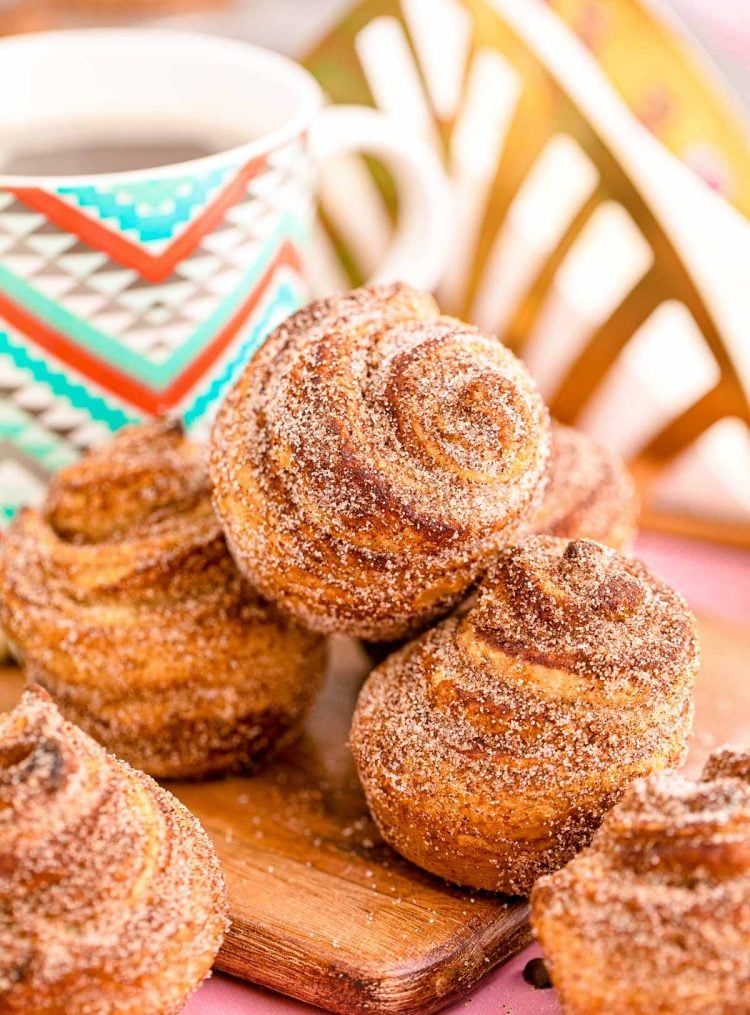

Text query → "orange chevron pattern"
[8,154,269,283]
[0,240,303,417]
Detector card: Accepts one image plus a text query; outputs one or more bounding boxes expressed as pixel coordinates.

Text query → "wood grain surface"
[1,614,748,1014]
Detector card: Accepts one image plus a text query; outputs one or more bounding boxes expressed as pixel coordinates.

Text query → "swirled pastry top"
[534,745,750,891]
[354,537,698,785]
[45,415,207,544]
[532,746,750,1013]
[7,418,234,606]
[209,283,550,639]
[466,536,698,697]
[351,535,698,892]
[595,746,750,882]
[0,686,227,1013]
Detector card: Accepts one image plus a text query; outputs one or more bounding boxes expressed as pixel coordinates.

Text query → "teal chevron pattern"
[0,329,137,431]
[0,401,80,473]
[0,214,304,390]
[57,164,238,244]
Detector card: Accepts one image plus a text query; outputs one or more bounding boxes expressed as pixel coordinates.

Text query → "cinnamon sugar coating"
[532,745,750,1014]
[0,686,228,1014]
[210,283,550,641]
[350,536,698,894]
[0,419,326,778]
[526,422,639,550]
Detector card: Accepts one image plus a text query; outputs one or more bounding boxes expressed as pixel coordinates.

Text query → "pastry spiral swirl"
[0,419,326,778]
[532,746,750,1014]
[528,422,639,550]
[210,283,550,640]
[351,536,698,893]
[0,686,227,1014]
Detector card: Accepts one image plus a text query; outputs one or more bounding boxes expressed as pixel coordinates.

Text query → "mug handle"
[310,105,452,291]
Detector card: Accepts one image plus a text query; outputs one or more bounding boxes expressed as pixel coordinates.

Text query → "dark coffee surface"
[3,138,219,176]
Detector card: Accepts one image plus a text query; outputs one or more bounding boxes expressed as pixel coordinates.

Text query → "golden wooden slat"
[550,269,659,424]
[640,381,747,468]
[503,185,605,355]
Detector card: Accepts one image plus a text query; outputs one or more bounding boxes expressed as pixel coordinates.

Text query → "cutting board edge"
[216,904,532,1015]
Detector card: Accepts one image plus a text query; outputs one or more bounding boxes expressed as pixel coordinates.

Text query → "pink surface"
[186,944,561,1015]
[183,533,750,1015]
[636,531,750,625]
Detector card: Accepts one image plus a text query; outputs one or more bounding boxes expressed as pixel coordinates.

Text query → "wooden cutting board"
[1,613,749,1015]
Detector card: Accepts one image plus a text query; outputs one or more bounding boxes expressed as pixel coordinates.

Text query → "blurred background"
[5,0,749,106]
[2,0,749,547]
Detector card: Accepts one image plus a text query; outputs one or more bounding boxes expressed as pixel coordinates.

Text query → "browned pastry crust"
[0,686,228,1014]
[528,422,639,551]
[0,419,326,778]
[350,536,698,894]
[210,283,550,641]
[531,745,750,1014]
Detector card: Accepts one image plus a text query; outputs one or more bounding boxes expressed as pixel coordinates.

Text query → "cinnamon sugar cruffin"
[350,536,699,894]
[0,686,228,1014]
[532,745,750,1014]
[0,418,326,778]
[209,283,550,641]
[526,422,639,551]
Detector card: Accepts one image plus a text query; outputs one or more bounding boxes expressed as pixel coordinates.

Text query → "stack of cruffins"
[2,284,746,1015]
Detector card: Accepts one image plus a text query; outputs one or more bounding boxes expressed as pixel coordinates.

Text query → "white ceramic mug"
[0,28,450,522]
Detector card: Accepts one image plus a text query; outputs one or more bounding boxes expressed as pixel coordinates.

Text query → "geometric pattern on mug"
[0,138,313,393]
[0,208,307,388]
[56,166,237,246]
[0,265,308,526]
[8,138,313,280]
[0,345,88,524]
[0,137,313,523]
